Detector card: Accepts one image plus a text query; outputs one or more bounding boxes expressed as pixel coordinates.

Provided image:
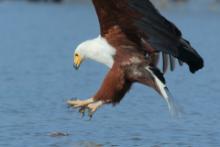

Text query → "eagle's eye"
[75,53,79,57]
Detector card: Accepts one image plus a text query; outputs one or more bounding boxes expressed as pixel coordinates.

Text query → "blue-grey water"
[0,1,220,147]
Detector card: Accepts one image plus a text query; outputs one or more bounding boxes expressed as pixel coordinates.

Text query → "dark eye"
[75,53,79,57]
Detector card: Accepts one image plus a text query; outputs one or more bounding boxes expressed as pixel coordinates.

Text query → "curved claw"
[87,101,104,119]
[79,106,87,118]
[78,106,94,119]
[88,109,94,120]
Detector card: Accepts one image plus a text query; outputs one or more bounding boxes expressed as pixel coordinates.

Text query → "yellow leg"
[67,98,94,108]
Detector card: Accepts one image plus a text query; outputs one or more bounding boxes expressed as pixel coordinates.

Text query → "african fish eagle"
[67,0,204,118]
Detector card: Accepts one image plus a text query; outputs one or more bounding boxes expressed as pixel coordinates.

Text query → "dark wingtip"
[189,58,204,73]
[179,38,204,73]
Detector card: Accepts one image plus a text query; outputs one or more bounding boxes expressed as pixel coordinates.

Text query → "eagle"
[67,0,204,118]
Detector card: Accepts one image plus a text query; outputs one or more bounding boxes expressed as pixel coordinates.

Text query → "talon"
[88,109,94,120]
[79,106,86,118]
[81,112,85,118]
[79,106,85,113]
[87,101,104,119]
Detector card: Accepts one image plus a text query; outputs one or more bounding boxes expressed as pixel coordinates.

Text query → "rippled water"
[0,1,220,147]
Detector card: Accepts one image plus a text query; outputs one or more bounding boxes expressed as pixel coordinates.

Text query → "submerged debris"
[48,131,69,137]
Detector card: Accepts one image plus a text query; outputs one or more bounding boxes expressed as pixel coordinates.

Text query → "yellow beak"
[73,55,81,70]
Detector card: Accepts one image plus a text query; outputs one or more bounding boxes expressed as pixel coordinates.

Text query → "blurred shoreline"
[0,0,219,11]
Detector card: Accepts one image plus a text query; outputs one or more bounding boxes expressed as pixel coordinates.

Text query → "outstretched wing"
[92,0,203,73]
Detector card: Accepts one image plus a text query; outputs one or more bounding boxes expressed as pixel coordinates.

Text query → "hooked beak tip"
[73,64,79,70]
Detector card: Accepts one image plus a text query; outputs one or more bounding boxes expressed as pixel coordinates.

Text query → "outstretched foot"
[87,101,103,118]
[67,98,103,119]
[67,98,94,108]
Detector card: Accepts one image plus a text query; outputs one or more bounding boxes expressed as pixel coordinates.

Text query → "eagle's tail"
[146,67,181,117]
[160,86,181,117]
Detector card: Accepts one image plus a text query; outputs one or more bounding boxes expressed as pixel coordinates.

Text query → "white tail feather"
[155,77,182,117]
[146,67,181,117]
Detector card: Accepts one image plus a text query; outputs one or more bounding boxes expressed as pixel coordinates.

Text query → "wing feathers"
[149,53,160,66]
[162,53,169,73]
[169,55,176,71]
[92,0,203,73]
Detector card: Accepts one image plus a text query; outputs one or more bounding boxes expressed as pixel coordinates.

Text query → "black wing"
[92,0,204,73]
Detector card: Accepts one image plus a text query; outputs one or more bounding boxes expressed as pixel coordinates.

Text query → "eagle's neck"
[84,36,116,68]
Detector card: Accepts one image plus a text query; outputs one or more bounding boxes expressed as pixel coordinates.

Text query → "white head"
[73,36,116,69]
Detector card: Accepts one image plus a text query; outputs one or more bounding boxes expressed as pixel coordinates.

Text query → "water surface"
[0,1,220,147]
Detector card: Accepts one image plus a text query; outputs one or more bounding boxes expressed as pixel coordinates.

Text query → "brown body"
[93,26,163,104]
